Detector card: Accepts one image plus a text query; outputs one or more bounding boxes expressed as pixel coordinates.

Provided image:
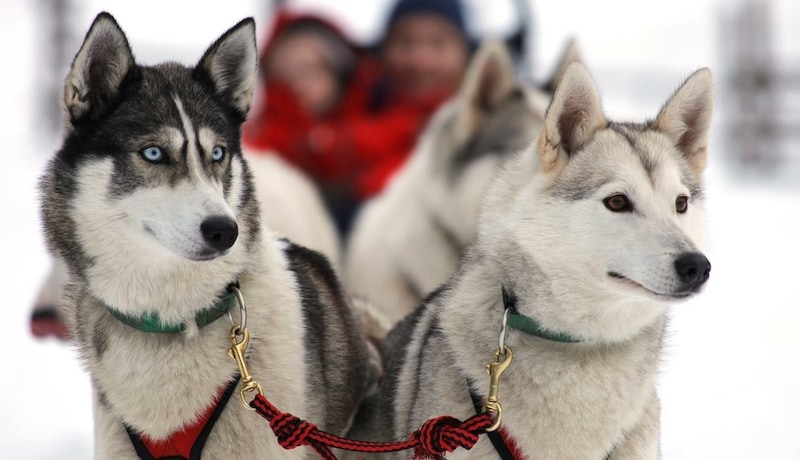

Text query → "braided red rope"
[250,393,495,459]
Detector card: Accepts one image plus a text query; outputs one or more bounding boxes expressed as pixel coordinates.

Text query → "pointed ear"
[196,18,257,120]
[654,68,714,174]
[542,37,582,93]
[538,62,605,174]
[456,41,517,135]
[64,12,134,122]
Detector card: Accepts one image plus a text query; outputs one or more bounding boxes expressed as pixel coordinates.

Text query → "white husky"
[353,62,713,459]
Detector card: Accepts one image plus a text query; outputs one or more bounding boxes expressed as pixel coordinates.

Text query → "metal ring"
[498,307,510,353]
[228,285,247,333]
[485,403,503,432]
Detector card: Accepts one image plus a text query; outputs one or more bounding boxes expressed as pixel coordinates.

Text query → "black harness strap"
[124,376,240,460]
[467,380,517,460]
[125,426,169,460]
[190,377,239,459]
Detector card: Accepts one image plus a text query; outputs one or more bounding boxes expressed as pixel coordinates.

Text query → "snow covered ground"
[2,1,799,458]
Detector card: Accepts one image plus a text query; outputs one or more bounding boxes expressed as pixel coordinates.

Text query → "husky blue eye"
[140,146,165,163]
[211,146,226,162]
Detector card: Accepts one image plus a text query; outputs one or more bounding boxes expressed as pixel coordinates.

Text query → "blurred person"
[244,1,472,235]
[380,0,470,107]
[244,10,378,233]
[352,0,471,202]
[260,13,357,118]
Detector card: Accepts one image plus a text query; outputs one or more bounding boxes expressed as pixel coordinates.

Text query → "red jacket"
[243,11,448,201]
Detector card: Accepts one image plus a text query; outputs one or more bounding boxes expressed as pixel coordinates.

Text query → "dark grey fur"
[283,241,371,436]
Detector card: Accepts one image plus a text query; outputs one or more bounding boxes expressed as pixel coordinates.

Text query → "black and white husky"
[354,62,713,459]
[39,13,370,458]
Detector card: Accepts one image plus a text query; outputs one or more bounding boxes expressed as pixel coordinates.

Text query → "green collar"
[502,287,583,343]
[106,288,237,333]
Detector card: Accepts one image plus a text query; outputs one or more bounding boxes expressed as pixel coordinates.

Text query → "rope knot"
[412,415,483,459]
[269,412,318,450]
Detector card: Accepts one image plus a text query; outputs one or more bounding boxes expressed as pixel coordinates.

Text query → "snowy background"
[2,0,799,458]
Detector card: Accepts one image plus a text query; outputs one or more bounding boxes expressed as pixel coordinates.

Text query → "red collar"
[125,378,239,460]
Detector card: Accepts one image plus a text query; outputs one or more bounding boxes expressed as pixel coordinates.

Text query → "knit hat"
[385,0,467,37]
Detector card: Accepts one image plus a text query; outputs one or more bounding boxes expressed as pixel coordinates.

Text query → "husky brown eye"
[603,194,633,212]
[676,195,689,214]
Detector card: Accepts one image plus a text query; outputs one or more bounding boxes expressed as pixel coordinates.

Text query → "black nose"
[674,252,711,291]
[200,216,238,252]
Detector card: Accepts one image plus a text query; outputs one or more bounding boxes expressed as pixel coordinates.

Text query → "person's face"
[267,33,339,116]
[383,14,468,99]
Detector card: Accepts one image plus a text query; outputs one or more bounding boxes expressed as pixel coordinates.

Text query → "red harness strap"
[124,377,239,460]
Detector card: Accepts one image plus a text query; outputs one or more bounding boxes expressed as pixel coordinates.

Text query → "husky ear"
[542,38,582,93]
[64,12,134,122]
[196,18,257,120]
[654,68,714,174]
[538,62,605,174]
[457,41,517,134]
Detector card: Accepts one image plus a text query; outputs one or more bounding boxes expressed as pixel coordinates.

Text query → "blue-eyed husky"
[39,13,369,458]
[353,62,713,459]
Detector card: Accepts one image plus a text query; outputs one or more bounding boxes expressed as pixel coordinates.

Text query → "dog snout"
[200,216,238,252]
[674,252,711,291]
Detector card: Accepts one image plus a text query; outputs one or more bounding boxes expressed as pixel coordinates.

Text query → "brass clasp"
[228,325,263,409]
[483,345,512,432]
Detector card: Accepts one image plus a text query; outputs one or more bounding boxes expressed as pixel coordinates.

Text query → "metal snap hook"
[484,345,513,431]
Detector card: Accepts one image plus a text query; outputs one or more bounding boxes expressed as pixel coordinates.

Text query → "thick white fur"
[70,155,314,458]
[366,63,714,459]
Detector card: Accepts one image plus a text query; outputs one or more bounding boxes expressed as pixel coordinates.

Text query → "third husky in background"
[345,40,581,323]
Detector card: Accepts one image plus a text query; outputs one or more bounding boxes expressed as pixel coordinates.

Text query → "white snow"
[1,0,798,458]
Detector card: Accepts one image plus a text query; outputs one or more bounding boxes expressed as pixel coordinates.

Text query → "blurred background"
[1,0,798,458]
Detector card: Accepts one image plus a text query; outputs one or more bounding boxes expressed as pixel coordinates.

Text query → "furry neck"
[448,238,669,345]
[501,287,584,343]
[81,230,261,330]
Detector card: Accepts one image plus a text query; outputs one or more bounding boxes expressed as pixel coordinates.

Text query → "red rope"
[250,393,495,459]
